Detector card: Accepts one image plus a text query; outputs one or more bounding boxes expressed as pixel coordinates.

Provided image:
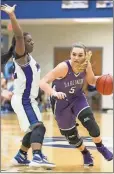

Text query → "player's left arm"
[1,4,25,56]
[85,61,99,86]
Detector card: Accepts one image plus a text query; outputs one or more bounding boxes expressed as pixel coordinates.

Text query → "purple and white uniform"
[52,60,90,130]
[11,55,42,132]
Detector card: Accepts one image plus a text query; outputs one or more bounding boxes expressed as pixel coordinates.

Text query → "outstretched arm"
[39,62,67,99]
[1,4,25,56]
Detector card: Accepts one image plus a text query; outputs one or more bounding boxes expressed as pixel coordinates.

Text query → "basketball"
[96,74,113,95]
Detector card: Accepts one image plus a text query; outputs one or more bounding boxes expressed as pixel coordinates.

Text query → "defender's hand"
[1,4,16,14]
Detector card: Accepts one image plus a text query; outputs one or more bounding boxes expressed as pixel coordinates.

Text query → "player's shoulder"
[56,61,68,70]
[30,56,40,67]
[30,55,36,62]
[53,61,69,78]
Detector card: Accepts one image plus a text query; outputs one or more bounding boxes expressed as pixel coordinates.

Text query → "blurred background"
[1,0,113,114]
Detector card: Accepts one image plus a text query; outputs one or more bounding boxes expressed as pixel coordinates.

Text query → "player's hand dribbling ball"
[96,74,113,95]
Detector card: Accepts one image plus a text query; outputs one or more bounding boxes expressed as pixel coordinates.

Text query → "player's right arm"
[39,62,68,99]
[1,4,25,56]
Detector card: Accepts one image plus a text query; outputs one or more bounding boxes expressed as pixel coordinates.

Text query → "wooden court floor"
[1,110,113,173]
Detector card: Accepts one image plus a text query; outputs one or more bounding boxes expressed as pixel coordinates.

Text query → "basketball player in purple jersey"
[40,43,113,166]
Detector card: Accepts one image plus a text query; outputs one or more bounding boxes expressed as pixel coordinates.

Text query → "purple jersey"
[51,60,90,130]
[52,60,86,100]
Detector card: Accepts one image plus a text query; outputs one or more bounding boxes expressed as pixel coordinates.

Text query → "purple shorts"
[55,93,90,130]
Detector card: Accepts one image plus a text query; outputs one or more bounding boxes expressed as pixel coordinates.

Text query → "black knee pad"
[78,108,100,137]
[60,127,83,148]
[30,123,46,144]
[22,132,32,148]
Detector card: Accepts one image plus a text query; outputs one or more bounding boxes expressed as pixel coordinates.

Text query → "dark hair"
[1,32,29,65]
[71,42,87,54]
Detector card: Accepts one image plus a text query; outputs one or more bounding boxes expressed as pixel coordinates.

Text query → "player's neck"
[70,60,80,74]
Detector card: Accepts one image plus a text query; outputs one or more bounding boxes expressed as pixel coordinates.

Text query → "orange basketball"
[96,74,113,95]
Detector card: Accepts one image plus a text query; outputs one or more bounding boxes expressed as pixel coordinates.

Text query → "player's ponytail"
[1,36,16,65]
